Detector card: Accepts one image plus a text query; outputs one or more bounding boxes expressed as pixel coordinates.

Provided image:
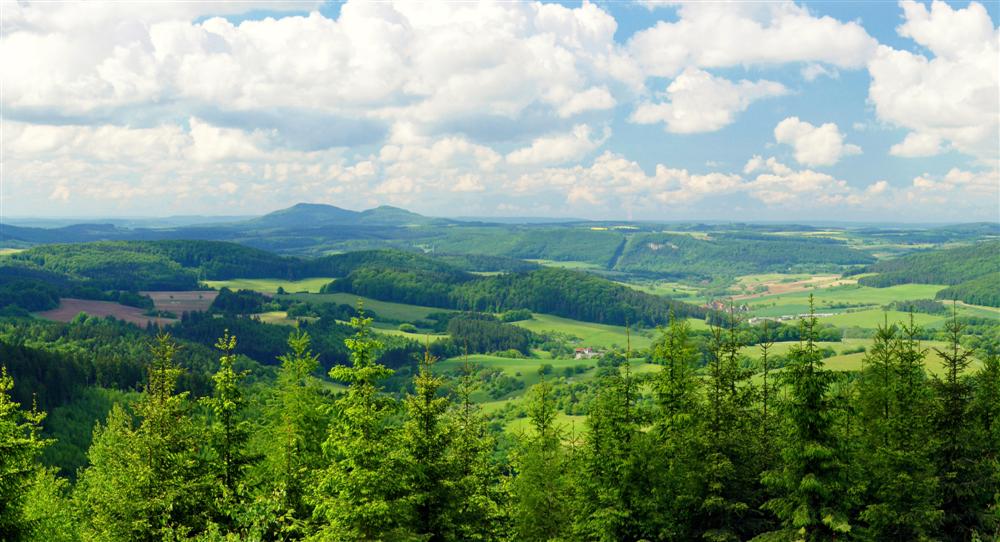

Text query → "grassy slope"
[203,277,335,293]
[278,292,452,322]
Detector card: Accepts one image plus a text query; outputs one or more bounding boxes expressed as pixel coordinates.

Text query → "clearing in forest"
[141,291,218,314]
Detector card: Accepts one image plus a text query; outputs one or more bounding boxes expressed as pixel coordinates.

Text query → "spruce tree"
[510,378,572,541]
[446,354,508,541]
[859,315,941,540]
[76,333,215,541]
[933,311,995,540]
[647,314,704,540]
[401,349,456,540]
[762,296,851,541]
[0,366,49,541]
[203,331,257,529]
[312,312,408,540]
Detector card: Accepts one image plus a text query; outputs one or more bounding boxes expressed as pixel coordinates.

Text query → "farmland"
[141,290,218,314]
[202,277,335,294]
[36,298,176,327]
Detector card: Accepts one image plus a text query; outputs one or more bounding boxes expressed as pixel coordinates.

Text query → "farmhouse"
[574,347,600,360]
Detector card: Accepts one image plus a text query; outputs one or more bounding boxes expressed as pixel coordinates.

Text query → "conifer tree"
[859,315,941,540]
[76,333,215,541]
[933,311,995,540]
[762,296,851,541]
[510,378,572,541]
[447,354,508,541]
[0,366,49,541]
[401,349,456,540]
[260,328,330,538]
[312,311,408,540]
[203,331,257,529]
[647,314,704,540]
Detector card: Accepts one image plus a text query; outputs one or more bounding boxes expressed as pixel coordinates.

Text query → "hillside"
[858,241,999,287]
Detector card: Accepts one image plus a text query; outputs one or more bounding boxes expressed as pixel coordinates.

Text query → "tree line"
[2,296,999,541]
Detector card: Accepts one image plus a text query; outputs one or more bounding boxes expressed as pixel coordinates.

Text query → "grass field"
[371,323,449,342]
[513,314,656,349]
[142,290,217,313]
[257,311,301,326]
[526,259,604,270]
[747,283,949,318]
[202,277,335,294]
[278,292,451,322]
[0,248,25,255]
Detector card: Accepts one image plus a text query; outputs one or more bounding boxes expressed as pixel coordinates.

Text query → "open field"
[257,311,301,326]
[37,298,176,327]
[513,314,656,349]
[279,292,452,322]
[746,283,950,318]
[731,273,853,300]
[141,291,217,314]
[0,248,25,255]
[526,259,604,270]
[202,277,335,294]
[371,323,449,342]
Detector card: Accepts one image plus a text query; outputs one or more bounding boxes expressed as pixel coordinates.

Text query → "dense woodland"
[2,299,999,541]
[858,241,999,306]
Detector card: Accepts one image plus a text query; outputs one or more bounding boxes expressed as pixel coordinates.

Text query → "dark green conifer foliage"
[312,311,408,540]
[700,311,757,541]
[647,314,705,540]
[510,378,573,541]
[762,295,851,541]
[860,315,941,540]
[75,334,215,541]
[401,349,456,540]
[934,311,996,540]
[448,355,508,541]
[0,366,49,541]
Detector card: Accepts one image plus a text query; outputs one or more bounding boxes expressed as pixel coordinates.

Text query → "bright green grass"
[372,324,449,342]
[618,279,702,298]
[257,311,302,326]
[0,248,25,255]
[203,277,335,294]
[506,413,588,438]
[513,314,655,349]
[820,309,947,329]
[526,259,604,270]
[278,292,451,322]
[748,284,949,318]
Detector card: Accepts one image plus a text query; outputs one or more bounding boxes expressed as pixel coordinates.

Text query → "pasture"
[202,277,335,294]
[278,292,451,322]
[513,314,656,349]
[746,283,949,318]
[37,298,176,327]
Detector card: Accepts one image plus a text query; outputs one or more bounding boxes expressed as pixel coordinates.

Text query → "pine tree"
[401,349,456,540]
[23,468,78,542]
[933,311,995,540]
[859,315,941,540]
[510,378,573,541]
[762,296,851,541]
[75,333,215,541]
[312,311,408,541]
[0,366,49,541]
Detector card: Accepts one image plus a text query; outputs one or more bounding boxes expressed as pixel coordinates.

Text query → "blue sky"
[2,0,998,222]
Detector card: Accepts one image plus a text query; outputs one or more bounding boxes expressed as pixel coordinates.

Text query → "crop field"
[279,292,451,322]
[257,311,301,326]
[730,273,853,299]
[37,298,176,327]
[202,277,335,294]
[141,290,217,314]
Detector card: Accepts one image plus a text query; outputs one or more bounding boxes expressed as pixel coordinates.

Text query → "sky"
[1,0,998,222]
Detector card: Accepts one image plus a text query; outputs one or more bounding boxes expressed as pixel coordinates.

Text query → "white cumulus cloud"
[774,117,861,167]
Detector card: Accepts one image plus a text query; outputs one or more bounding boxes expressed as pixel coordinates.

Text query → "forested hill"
[329,265,707,326]
[614,232,875,278]
[857,240,1000,307]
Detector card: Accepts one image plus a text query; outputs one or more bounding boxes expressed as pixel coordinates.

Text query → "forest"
[2,300,999,541]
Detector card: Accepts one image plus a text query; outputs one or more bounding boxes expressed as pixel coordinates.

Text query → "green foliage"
[859,241,999,288]
[0,366,50,541]
[211,287,270,314]
[74,334,216,541]
[937,272,1000,307]
[312,313,409,540]
[616,232,874,279]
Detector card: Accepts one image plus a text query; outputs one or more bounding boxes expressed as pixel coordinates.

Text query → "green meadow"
[203,277,335,294]
[278,292,452,322]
